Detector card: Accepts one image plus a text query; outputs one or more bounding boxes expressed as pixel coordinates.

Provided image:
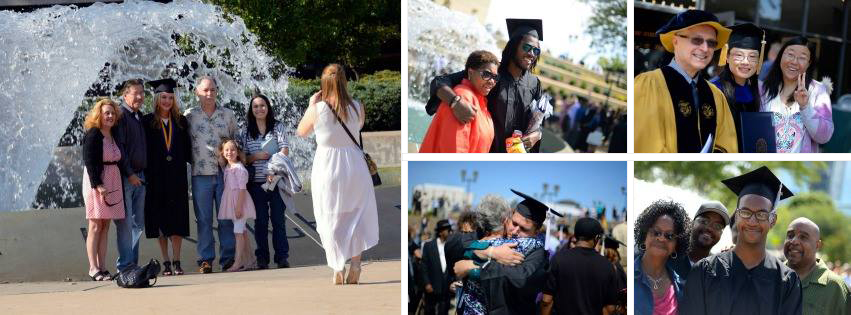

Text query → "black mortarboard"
[721,166,794,210]
[604,234,624,250]
[656,10,731,53]
[574,217,604,239]
[506,18,543,41]
[511,189,561,226]
[718,23,767,73]
[147,78,178,94]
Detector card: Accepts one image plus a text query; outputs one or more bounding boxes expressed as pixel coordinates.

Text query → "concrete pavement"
[0,260,401,314]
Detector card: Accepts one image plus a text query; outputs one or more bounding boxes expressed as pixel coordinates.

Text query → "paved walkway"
[0,260,400,314]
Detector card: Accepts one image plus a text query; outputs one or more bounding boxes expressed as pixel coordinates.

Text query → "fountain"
[406,0,499,146]
[0,0,313,211]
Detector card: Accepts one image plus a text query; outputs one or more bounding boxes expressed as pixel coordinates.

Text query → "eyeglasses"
[522,43,541,56]
[650,228,676,241]
[695,217,724,232]
[478,70,499,82]
[676,34,719,50]
[736,208,775,222]
[731,53,759,63]
[782,51,810,64]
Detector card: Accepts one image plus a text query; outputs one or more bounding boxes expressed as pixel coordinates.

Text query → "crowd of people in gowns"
[635,10,834,153]
[408,190,627,315]
[634,166,851,315]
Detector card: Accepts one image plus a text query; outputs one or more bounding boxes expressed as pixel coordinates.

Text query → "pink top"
[653,283,678,315]
[217,163,256,220]
[759,80,834,153]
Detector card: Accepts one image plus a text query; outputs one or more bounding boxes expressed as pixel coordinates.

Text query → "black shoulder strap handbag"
[328,104,381,186]
[116,258,161,288]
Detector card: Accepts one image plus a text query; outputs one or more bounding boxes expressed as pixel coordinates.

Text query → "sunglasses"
[478,70,499,82]
[650,228,676,241]
[522,43,541,56]
[676,34,718,50]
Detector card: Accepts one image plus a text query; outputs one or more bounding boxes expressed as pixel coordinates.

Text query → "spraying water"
[0,0,313,211]
[406,0,499,144]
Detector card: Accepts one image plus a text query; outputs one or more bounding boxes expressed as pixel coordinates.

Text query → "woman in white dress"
[297,63,379,285]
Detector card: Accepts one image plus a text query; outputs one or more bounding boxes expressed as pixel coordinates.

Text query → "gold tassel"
[718,43,728,66]
[756,32,767,75]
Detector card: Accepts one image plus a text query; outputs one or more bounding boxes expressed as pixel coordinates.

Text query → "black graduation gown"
[478,246,548,315]
[427,69,543,153]
[711,79,759,153]
[142,114,192,238]
[681,250,803,315]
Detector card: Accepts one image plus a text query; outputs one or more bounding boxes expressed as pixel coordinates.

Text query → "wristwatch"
[450,95,461,108]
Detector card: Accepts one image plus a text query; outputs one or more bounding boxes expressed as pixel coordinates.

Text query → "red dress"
[419,79,494,153]
[82,136,125,219]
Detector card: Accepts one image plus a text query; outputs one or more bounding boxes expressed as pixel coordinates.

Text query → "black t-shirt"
[544,246,619,315]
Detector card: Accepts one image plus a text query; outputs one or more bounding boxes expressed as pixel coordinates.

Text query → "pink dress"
[217,163,256,220]
[653,283,678,315]
[82,136,125,219]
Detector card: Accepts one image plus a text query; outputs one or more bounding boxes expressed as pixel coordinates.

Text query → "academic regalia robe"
[142,114,192,238]
[477,246,548,315]
[711,78,759,153]
[634,67,739,153]
[427,69,543,153]
[680,250,803,315]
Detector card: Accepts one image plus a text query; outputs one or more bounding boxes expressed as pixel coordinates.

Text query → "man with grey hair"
[184,76,237,273]
[783,217,850,315]
[113,79,147,273]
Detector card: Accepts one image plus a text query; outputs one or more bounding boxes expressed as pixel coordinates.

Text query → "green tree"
[580,0,626,59]
[634,161,828,208]
[208,0,400,76]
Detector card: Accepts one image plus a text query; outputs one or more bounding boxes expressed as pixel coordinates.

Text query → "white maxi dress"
[310,101,379,271]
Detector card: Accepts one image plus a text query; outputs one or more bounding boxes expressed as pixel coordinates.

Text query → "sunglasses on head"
[522,43,541,56]
[676,34,718,50]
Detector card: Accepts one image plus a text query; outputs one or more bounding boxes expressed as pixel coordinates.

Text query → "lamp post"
[461,169,478,207]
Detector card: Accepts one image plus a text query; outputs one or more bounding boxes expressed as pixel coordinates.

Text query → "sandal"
[162,261,173,276]
[173,261,184,275]
[89,270,103,281]
[334,267,346,285]
[99,270,112,281]
[345,266,361,284]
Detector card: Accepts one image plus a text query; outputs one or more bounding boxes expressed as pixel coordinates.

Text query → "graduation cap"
[721,166,794,210]
[511,189,562,226]
[147,78,178,94]
[604,234,624,250]
[656,10,731,53]
[506,18,543,41]
[718,23,767,73]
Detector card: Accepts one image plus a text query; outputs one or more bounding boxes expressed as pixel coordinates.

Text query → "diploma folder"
[740,112,777,153]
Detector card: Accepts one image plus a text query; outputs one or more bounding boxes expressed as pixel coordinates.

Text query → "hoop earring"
[639,243,646,251]
[670,252,678,259]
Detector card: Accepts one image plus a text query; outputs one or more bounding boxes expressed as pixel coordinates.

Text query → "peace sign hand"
[794,72,810,109]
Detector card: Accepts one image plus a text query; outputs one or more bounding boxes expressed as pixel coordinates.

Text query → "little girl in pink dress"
[217,139,257,271]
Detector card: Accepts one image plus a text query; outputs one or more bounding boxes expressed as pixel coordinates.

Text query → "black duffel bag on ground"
[116,258,161,288]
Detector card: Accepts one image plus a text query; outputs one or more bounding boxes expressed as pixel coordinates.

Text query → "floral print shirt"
[184,105,237,176]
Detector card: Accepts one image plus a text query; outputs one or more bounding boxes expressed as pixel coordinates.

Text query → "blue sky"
[408,161,626,213]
